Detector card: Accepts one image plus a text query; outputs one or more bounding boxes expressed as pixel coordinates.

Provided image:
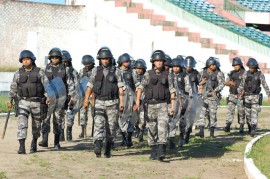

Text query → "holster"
[259,93,263,106]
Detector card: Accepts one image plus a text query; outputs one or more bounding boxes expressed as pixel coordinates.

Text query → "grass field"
[248,135,270,178]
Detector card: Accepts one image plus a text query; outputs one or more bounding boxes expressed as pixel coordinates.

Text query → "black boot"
[247,123,252,134]
[250,124,256,137]
[185,127,192,144]
[60,129,65,142]
[66,126,72,141]
[239,124,244,133]
[127,132,133,148]
[38,133,48,147]
[195,126,204,138]
[120,132,127,146]
[158,144,166,161]
[30,138,38,153]
[104,141,112,158]
[169,137,176,149]
[94,140,103,158]
[149,145,158,160]
[54,134,61,150]
[79,125,85,138]
[210,127,215,138]
[18,139,26,154]
[178,133,184,147]
[223,123,231,132]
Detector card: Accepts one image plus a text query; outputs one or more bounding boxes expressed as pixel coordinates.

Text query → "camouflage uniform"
[65,67,79,128]
[9,66,48,140]
[79,67,93,127]
[225,69,246,125]
[238,71,270,127]
[138,69,175,146]
[88,66,124,143]
[197,69,225,129]
[42,63,75,136]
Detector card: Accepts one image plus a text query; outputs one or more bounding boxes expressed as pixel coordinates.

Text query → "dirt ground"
[0,107,270,179]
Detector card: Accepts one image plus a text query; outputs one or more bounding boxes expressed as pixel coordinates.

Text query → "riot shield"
[120,85,136,132]
[44,77,67,116]
[72,76,89,114]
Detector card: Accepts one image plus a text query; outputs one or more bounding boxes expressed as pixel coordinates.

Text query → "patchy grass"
[30,154,51,169]
[248,135,270,178]
[0,171,7,179]
[0,66,18,72]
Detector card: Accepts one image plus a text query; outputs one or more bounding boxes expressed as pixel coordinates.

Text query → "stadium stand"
[237,0,270,12]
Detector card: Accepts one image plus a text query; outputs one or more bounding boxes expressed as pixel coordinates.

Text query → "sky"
[20,0,65,4]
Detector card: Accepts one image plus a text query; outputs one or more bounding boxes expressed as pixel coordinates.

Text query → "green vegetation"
[248,135,270,178]
[0,171,7,179]
[0,66,18,72]
[0,92,11,113]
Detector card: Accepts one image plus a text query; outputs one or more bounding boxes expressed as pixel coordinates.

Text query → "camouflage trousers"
[197,97,218,127]
[93,99,119,143]
[65,108,75,128]
[41,108,66,135]
[80,101,93,126]
[244,94,261,125]
[146,102,169,146]
[226,94,245,124]
[17,99,46,139]
[118,111,136,133]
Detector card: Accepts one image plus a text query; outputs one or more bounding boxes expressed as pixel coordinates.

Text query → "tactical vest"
[187,69,199,93]
[171,72,186,94]
[244,71,261,94]
[123,69,135,91]
[18,66,44,98]
[145,69,170,103]
[229,69,245,94]
[93,66,119,100]
[202,69,219,91]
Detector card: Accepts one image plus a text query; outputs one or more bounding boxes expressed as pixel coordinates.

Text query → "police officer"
[134,50,176,161]
[8,50,49,154]
[168,58,187,148]
[183,56,200,144]
[62,50,79,141]
[83,47,124,158]
[237,58,270,137]
[223,57,246,133]
[164,54,172,72]
[117,53,137,148]
[39,48,75,149]
[78,55,95,138]
[195,57,225,138]
[133,59,147,142]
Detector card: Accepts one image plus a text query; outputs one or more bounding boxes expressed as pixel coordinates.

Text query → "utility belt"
[20,96,46,103]
[95,96,118,101]
[244,92,260,96]
[147,99,169,105]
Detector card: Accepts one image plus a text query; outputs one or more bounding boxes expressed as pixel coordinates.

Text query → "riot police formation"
[61,50,79,141]
[237,58,270,137]
[7,48,270,160]
[78,55,95,138]
[195,57,225,138]
[134,50,176,161]
[223,57,246,133]
[117,53,138,148]
[39,48,75,149]
[83,47,124,158]
[8,50,49,154]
